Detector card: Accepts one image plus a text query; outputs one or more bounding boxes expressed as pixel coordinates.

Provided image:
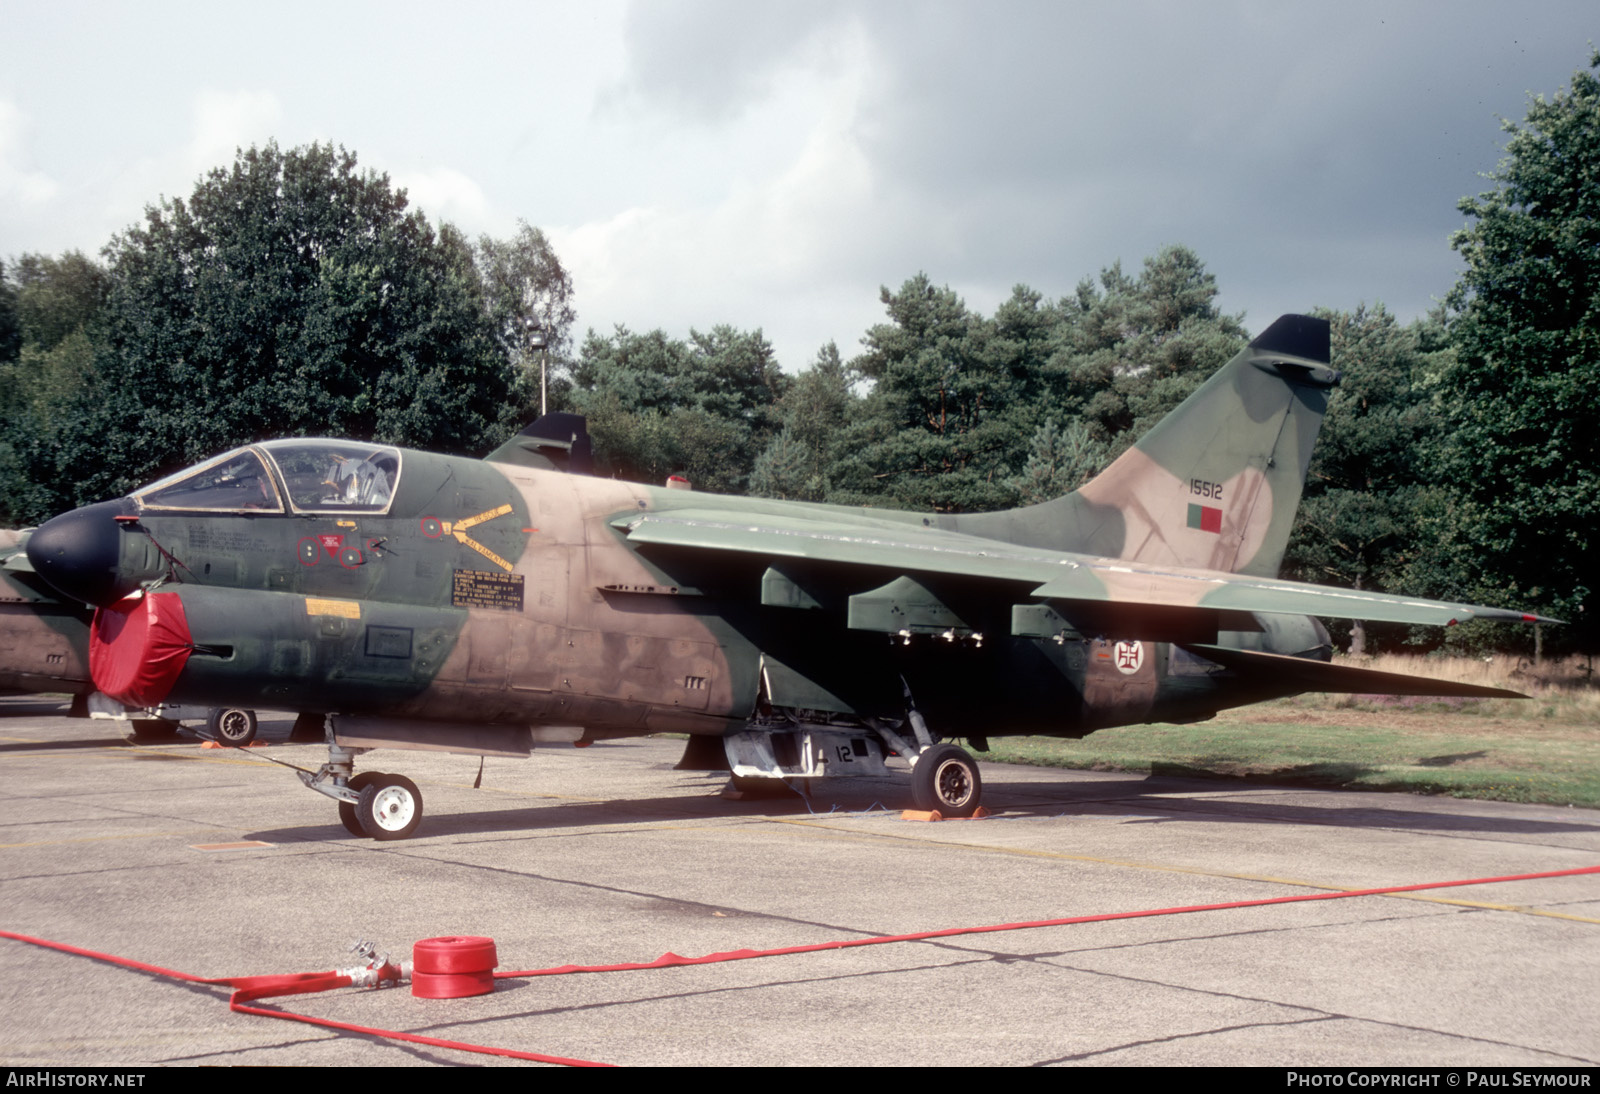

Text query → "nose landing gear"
[301,735,427,841]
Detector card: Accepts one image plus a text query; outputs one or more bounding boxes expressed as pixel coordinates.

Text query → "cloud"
[608,0,852,123]
[392,166,498,235]
[0,99,58,208]
[183,90,285,178]
[629,2,1585,340]
[95,89,287,234]
[556,17,895,366]
[8,0,1583,364]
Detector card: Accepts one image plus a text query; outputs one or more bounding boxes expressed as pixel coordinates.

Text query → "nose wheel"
[337,772,423,840]
[337,773,377,836]
[356,774,422,840]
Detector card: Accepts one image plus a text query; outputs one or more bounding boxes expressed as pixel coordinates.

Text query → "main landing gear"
[722,689,988,818]
[881,684,985,817]
[207,706,259,746]
[301,738,425,841]
[911,742,982,816]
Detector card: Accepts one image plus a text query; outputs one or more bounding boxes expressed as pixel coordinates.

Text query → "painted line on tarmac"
[100,745,273,767]
[431,779,607,803]
[769,815,1600,924]
[0,829,216,849]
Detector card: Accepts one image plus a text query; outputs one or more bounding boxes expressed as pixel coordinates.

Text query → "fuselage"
[23,438,1327,743]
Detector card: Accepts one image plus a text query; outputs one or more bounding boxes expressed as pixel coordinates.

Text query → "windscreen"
[133,449,283,513]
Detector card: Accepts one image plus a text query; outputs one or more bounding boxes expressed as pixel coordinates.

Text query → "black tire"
[338,772,377,837]
[129,718,181,742]
[911,743,982,817]
[206,707,258,746]
[356,773,423,841]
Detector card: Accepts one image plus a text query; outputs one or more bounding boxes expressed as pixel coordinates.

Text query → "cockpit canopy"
[133,440,403,515]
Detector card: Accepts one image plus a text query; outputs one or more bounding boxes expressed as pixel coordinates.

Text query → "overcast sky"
[2,1,1595,369]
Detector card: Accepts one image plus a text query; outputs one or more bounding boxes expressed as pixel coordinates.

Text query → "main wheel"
[338,772,377,836]
[356,774,423,841]
[911,743,982,817]
[207,707,258,746]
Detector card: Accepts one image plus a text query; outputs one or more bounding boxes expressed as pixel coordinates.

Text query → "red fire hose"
[4,862,1595,1066]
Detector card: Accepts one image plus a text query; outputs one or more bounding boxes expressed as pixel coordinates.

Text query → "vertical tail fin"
[956,314,1336,577]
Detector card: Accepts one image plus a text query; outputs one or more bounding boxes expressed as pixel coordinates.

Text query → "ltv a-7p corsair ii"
[25,316,1546,838]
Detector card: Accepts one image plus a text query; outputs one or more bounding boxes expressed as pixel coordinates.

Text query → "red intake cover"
[89,591,193,708]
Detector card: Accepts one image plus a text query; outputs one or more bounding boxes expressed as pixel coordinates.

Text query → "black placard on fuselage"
[452,569,525,612]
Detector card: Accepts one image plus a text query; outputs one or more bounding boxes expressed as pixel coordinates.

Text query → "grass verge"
[984,721,1599,807]
[984,654,1600,809]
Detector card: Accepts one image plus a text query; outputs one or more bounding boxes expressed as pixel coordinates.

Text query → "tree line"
[0,143,573,518]
[4,55,1598,654]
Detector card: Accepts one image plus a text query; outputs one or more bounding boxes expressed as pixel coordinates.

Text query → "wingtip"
[1469,607,1564,625]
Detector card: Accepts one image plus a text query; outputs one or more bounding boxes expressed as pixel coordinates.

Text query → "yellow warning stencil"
[450,503,517,572]
[305,597,362,619]
[456,535,515,572]
[454,503,513,532]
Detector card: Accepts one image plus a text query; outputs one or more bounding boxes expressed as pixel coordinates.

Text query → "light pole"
[526,321,549,417]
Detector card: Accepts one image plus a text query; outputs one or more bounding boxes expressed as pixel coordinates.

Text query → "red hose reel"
[411,935,498,998]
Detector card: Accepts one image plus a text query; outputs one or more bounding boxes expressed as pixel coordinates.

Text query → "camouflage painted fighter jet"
[1,531,92,700]
[23,316,1548,839]
[3,535,262,742]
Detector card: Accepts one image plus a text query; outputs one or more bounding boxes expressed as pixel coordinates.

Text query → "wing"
[1177,645,1526,698]
[612,507,1556,632]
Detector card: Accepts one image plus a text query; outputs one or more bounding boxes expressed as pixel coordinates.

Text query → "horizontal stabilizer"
[1182,645,1527,699]
[2,568,80,606]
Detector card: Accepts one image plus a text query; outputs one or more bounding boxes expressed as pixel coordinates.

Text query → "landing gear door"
[724,727,889,779]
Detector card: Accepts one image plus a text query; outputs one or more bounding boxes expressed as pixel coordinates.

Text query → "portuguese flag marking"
[1187,503,1223,534]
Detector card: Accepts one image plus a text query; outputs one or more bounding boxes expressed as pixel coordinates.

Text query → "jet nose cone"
[25,499,140,607]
